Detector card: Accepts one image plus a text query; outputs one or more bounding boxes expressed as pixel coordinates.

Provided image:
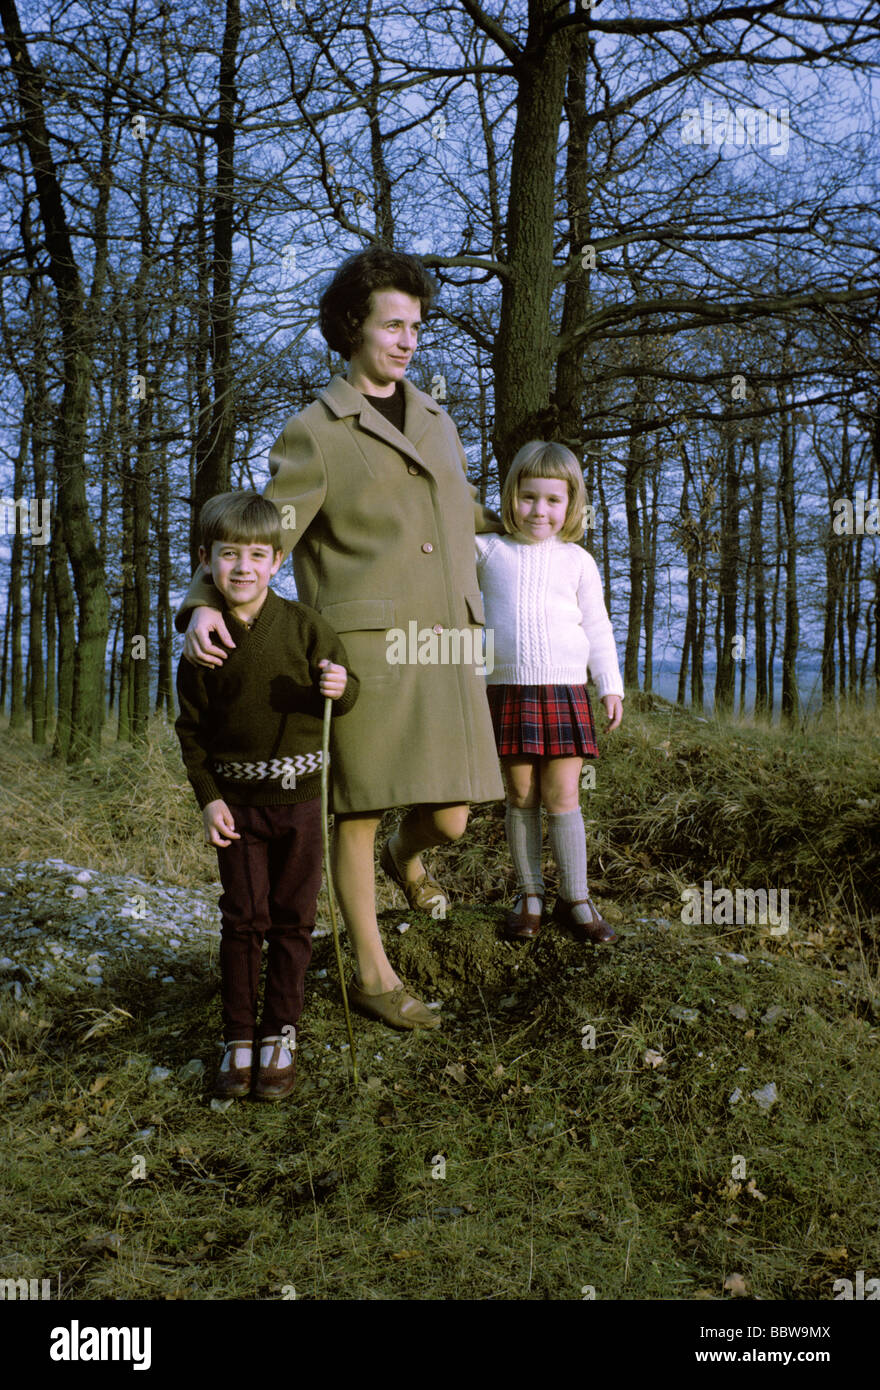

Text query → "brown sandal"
[504,895,545,940]
[552,896,618,944]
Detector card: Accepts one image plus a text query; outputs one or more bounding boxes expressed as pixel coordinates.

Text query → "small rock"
[68,885,88,899]
[161,976,175,985]
[727,1003,749,1020]
[668,1006,699,1024]
[135,1127,155,1140]
[396,922,410,934]
[74,871,93,885]
[728,1088,743,1105]
[761,1006,784,1026]
[148,1066,172,1084]
[209,1097,234,1113]
[750,1081,778,1111]
[314,968,328,978]
[725,952,749,966]
[179,1059,205,1082]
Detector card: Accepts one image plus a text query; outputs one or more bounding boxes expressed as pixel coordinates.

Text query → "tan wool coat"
[179,374,505,814]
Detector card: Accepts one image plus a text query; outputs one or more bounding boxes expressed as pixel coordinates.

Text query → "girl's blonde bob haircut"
[501,440,587,543]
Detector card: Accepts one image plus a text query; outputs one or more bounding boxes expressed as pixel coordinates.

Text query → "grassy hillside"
[0,702,877,1300]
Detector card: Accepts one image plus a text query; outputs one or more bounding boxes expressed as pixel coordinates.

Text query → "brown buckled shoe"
[253,1037,297,1101]
[214,1042,253,1099]
[552,896,618,944]
[504,895,545,940]
[380,837,449,915]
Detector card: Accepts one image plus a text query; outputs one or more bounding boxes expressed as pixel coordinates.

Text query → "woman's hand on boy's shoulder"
[317,659,347,699]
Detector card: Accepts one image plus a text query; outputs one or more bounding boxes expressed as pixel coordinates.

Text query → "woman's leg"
[387,801,469,885]
[331,812,401,994]
[501,756,543,913]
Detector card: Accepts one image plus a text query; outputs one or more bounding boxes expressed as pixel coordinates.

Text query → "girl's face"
[513,475,569,542]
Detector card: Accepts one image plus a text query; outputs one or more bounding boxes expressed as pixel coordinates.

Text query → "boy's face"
[199,540,283,615]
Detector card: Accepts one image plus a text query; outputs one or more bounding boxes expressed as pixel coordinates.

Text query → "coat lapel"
[317,374,443,478]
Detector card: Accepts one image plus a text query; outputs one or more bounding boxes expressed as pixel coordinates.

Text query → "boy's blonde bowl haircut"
[501,440,587,543]
[198,491,283,554]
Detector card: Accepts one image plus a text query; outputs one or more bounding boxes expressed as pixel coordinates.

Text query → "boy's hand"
[184,606,235,668]
[317,659,347,699]
[601,694,623,732]
[203,800,240,848]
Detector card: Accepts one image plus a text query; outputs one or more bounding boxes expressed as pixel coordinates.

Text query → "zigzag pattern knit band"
[214,751,323,782]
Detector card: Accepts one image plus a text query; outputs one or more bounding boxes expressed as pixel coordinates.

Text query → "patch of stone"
[0,859,220,994]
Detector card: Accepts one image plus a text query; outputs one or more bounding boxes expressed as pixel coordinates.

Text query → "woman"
[177,247,504,1029]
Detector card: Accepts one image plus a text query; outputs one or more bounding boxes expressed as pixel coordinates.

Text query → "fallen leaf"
[643,1048,665,1069]
[444,1062,467,1085]
[745,1179,767,1202]
[79,1232,122,1256]
[89,1075,110,1094]
[390,1251,420,1260]
[724,1271,749,1297]
[822,1246,848,1262]
[67,1122,89,1143]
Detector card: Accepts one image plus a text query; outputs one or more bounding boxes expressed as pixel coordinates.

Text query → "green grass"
[0,701,878,1300]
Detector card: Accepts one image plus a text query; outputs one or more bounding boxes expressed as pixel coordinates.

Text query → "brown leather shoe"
[253,1037,297,1101]
[380,837,449,915]
[504,895,545,940]
[552,896,618,944]
[214,1042,253,1098]
[348,978,441,1030]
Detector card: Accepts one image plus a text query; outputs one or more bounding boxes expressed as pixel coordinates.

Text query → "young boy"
[175,491,359,1101]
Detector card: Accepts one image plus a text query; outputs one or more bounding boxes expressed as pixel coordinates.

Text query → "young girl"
[475,441,624,942]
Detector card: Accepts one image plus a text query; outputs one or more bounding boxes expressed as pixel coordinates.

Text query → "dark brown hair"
[198,491,282,554]
[318,247,437,359]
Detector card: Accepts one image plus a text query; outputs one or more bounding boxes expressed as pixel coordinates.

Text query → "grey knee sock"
[546,809,589,902]
[504,805,544,896]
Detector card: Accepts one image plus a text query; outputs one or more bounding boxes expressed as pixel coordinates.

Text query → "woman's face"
[348,289,421,393]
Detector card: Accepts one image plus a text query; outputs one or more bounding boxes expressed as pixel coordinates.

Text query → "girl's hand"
[203,800,240,848]
[318,659,347,699]
[601,694,623,732]
[184,606,235,668]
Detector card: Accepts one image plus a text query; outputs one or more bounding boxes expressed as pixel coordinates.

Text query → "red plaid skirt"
[486,684,599,758]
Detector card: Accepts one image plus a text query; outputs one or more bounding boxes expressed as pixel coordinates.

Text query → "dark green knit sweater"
[175,587,359,808]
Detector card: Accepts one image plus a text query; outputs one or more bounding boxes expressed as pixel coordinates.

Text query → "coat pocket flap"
[464,592,486,626]
[320,598,395,632]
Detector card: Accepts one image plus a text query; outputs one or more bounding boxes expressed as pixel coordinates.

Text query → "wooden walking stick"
[321,697,359,1084]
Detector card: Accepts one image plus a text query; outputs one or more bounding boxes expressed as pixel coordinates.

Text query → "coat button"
[421,542,433,553]
[408,464,420,475]
[433,624,444,634]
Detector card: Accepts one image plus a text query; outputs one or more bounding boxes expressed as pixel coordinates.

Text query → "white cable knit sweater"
[475,533,624,696]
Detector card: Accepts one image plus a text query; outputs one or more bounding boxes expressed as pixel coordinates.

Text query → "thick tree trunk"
[715,438,739,711]
[750,439,768,717]
[777,389,799,723]
[7,415,28,730]
[2,0,110,760]
[191,0,241,563]
[50,515,75,760]
[491,0,569,476]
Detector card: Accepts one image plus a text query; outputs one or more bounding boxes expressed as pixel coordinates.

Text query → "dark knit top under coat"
[175,587,359,809]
